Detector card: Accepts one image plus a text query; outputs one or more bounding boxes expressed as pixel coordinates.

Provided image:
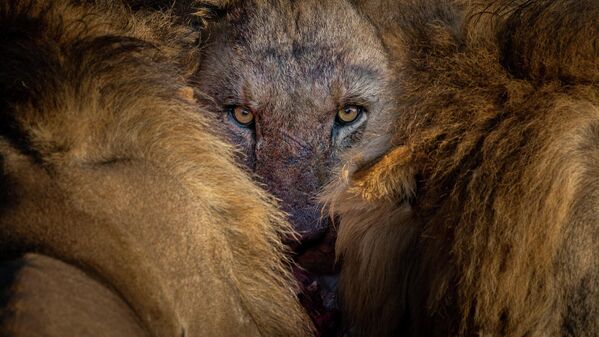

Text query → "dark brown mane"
[328,0,598,336]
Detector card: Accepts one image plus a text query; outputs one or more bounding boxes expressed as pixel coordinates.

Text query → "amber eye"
[336,105,365,125]
[229,106,255,127]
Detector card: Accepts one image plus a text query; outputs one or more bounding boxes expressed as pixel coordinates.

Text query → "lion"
[324,0,599,336]
[192,0,393,333]
[0,1,313,336]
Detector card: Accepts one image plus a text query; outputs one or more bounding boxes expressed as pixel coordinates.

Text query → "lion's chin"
[295,227,337,274]
[293,228,341,336]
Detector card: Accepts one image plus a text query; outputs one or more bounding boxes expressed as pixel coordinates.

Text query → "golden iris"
[231,106,255,126]
[336,105,364,124]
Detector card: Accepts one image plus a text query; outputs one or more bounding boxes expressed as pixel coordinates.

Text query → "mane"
[0,1,311,335]
[327,0,599,335]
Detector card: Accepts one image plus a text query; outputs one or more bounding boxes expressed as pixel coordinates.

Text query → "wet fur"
[0,1,312,336]
[325,0,599,336]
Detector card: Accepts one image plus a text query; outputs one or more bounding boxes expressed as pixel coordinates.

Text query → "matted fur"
[325,0,598,336]
[0,1,313,336]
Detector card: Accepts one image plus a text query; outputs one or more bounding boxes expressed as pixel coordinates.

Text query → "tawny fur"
[324,0,599,336]
[0,1,313,336]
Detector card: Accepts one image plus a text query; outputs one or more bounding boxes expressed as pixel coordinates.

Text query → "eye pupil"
[337,105,364,125]
[229,105,255,127]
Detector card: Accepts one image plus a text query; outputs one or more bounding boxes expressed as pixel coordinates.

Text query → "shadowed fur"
[0,1,313,336]
[0,253,148,337]
[324,0,599,336]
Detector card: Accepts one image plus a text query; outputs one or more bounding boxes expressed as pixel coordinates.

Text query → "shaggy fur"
[324,0,599,336]
[0,1,313,336]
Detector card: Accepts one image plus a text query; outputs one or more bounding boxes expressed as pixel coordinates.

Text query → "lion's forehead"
[233,0,385,63]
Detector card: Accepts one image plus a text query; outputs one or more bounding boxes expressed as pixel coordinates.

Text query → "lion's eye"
[336,105,365,125]
[229,106,255,127]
